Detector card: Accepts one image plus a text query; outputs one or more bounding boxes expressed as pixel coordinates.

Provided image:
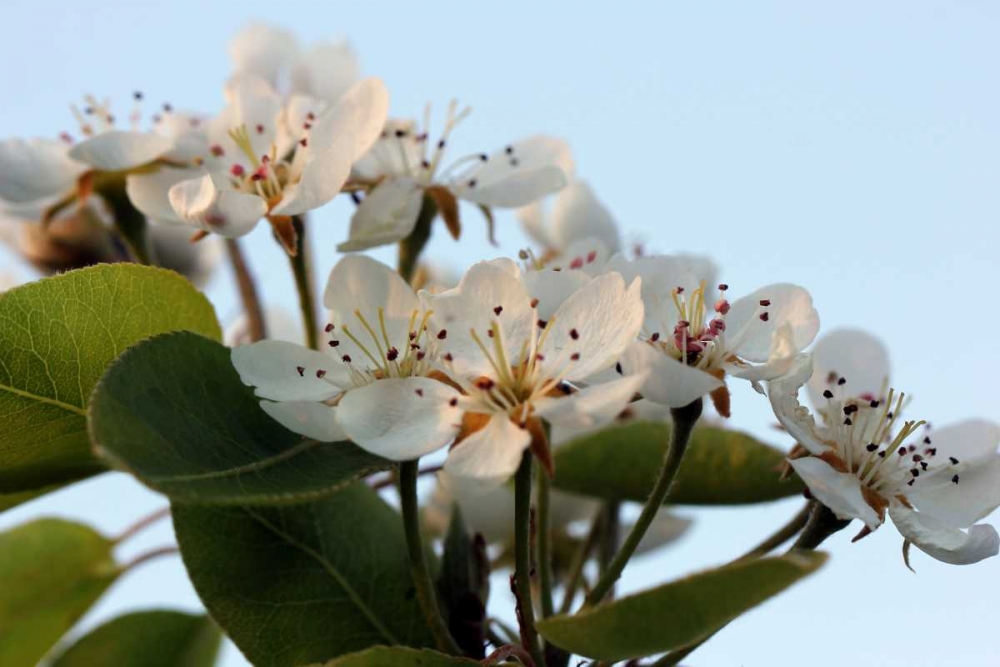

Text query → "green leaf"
[0,264,221,494]
[552,421,803,505]
[320,647,479,666]
[0,518,121,665]
[89,331,390,505]
[0,482,62,514]
[49,610,221,667]
[537,551,828,661]
[172,483,436,666]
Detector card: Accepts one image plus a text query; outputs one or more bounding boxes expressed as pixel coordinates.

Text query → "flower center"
[62,92,192,144]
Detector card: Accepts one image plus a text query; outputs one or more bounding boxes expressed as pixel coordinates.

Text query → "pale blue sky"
[2,2,999,665]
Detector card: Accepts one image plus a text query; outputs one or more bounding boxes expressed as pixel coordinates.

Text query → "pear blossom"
[337,259,646,486]
[126,76,388,251]
[231,254,456,455]
[769,336,1000,566]
[612,254,819,416]
[338,102,573,252]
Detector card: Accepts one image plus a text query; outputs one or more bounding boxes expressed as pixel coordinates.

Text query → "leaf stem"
[287,216,319,349]
[735,500,814,562]
[536,438,555,620]
[122,545,179,573]
[584,399,703,607]
[398,459,461,655]
[225,238,267,342]
[513,452,547,667]
[114,506,171,544]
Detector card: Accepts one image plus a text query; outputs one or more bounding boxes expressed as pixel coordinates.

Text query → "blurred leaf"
[172,483,436,666]
[318,647,479,666]
[0,483,63,515]
[537,551,828,661]
[552,421,803,505]
[0,518,120,665]
[436,507,489,658]
[49,610,221,667]
[0,264,221,495]
[90,332,390,505]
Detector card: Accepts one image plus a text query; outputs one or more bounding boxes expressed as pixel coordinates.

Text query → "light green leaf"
[49,610,221,667]
[172,483,436,666]
[537,551,828,661]
[0,264,221,495]
[320,647,480,666]
[0,518,120,666]
[553,421,803,505]
[90,332,390,505]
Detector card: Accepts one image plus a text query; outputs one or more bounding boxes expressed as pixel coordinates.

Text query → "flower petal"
[125,168,192,224]
[229,22,300,87]
[291,40,361,103]
[522,268,590,320]
[806,328,891,409]
[533,372,646,429]
[207,75,282,168]
[260,400,345,442]
[0,138,85,204]
[550,180,619,254]
[444,412,531,486]
[766,353,829,455]
[324,254,420,319]
[426,471,517,543]
[168,172,266,236]
[789,456,881,528]
[337,177,423,252]
[726,283,819,363]
[908,455,1000,528]
[68,130,174,171]
[269,141,353,216]
[890,505,999,566]
[337,377,462,460]
[231,340,347,401]
[452,136,573,208]
[620,340,723,408]
[309,77,390,163]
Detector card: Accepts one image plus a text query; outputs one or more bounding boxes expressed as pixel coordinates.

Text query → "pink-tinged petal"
[522,268,590,320]
[444,412,531,486]
[551,180,619,253]
[620,340,722,408]
[337,377,462,460]
[0,138,85,204]
[231,340,347,401]
[168,172,266,237]
[229,22,300,87]
[260,400,345,442]
[291,40,361,103]
[126,168,192,224]
[806,328,891,409]
[533,372,646,429]
[890,506,999,566]
[726,283,819,363]
[544,272,645,381]
[68,130,174,171]
[337,177,423,252]
[546,237,611,275]
[789,457,881,528]
[766,353,829,455]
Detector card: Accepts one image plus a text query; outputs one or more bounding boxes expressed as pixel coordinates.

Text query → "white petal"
[444,412,531,486]
[550,180,619,253]
[229,22,300,87]
[546,237,612,275]
[125,168,193,224]
[522,268,590,320]
[226,306,301,347]
[0,138,85,204]
[805,328,890,409]
[337,377,462,460]
[324,254,420,318]
[270,141,353,216]
[309,77,390,163]
[516,200,552,248]
[231,340,346,401]
[789,457,881,528]
[452,136,574,208]
[726,323,799,383]
[207,76,282,167]
[260,400,345,442]
[534,372,646,429]
[427,471,518,543]
[890,506,999,566]
[291,40,361,103]
[908,456,1000,528]
[543,272,645,381]
[68,130,174,171]
[726,283,819,363]
[917,419,1000,466]
[620,340,722,408]
[766,353,829,455]
[337,177,423,252]
[168,173,266,237]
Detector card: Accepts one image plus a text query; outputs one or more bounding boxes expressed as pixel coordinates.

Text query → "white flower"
[351,258,644,486]
[769,335,1000,566]
[611,254,819,415]
[518,178,620,274]
[126,76,388,250]
[232,254,456,455]
[338,102,573,252]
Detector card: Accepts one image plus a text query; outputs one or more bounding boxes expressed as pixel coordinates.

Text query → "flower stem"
[398,460,461,655]
[735,500,814,562]
[514,452,547,667]
[584,398,703,607]
[121,546,178,573]
[596,500,620,596]
[287,216,319,350]
[558,511,602,615]
[536,438,555,620]
[225,238,267,342]
[790,501,850,550]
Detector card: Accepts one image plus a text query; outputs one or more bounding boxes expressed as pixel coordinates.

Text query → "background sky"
[2,1,999,665]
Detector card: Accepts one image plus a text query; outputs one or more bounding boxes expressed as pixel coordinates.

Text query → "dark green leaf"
[172,483,436,666]
[0,483,62,514]
[553,421,803,505]
[90,332,390,505]
[537,551,828,661]
[436,507,489,658]
[49,610,221,667]
[319,647,479,666]
[0,264,221,494]
[0,518,120,665]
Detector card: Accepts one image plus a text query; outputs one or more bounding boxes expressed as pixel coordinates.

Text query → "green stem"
[596,500,620,598]
[584,398,703,607]
[790,501,850,550]
[536,442,554,620]
[225,238,267,342]
[288,216,319,350]
[103,186,153,265]
[397,196,437,284]
[514,453,547,667]
[399,460,461,655]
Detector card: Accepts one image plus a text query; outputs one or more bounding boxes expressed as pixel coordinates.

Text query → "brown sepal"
[851,524,875,543]
[268,215,298,255]
[709,382,731,419]
[426,185,461,240]
[860,485,889,523]
[189,230,210,243]
[817,450,849,474]
[525,416,554,478]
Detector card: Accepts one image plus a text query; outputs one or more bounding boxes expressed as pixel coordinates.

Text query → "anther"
[759,312,770,322]
[415,388,424,396]
[467,178,477,188]
[949,456,959,465]
[866,443,878,452]
[718,283,729,291]
[329,340,340,347]
[342,355,352,363]
[316,370,326,378]
[837,377,847,386]
[759,299,771,307]
[449,397,458,407]
[570,353,581,360]
[823,390,834,399]
[650,332,661,342]
[210,144,225,157]
[255,124,264,134]
[325,323,335,333]
[570,328,580,340]
[494,305,503,315]
[296,366,305,376]
[437,329,448,340]
[952,474,960,484]
[387,347,399,361]
[530,298,539,308]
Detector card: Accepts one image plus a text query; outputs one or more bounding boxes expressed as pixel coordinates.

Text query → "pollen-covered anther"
[386,347,399,361]
[316,369,327,378]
